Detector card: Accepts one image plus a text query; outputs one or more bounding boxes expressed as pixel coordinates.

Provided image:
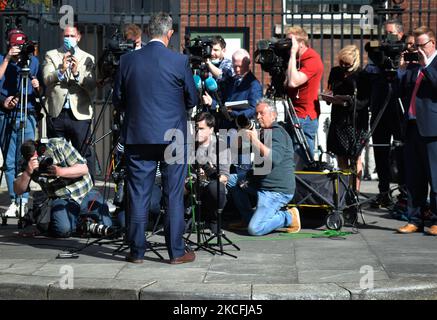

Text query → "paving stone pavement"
[1,180,437,300]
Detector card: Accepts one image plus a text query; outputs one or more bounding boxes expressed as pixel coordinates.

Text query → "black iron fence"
[0,0,435,177]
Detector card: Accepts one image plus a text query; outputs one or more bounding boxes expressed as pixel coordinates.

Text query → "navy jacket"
[399,56,437,137]
[212,71,263,129]
[113,41,198,144]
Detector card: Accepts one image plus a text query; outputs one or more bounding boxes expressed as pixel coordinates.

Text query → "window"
[284,0,371,23]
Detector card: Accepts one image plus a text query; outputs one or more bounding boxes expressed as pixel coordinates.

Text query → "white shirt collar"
[425,50,437,68]
[148,39,165,46]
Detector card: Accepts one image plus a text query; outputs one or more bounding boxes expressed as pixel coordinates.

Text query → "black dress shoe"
[125,255,144,264]
[169,251,195,265]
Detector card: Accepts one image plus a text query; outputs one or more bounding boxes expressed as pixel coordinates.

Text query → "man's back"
[114,41,198,145]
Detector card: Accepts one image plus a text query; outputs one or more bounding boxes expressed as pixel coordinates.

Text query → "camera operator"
[0,29,41,218]
[365,19,407,208]
[123,24,145,50]
[13,137,111,238]
[397,26,437,236]
[193,112,231,233]
[42,25,97,178]
[286,26,324,167]
[205,36,233,83]
[229,98,300,236]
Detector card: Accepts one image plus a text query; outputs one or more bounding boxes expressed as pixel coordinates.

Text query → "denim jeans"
[50,190,113,238]
[232,184,294,236]
[0,112,36,203]
[294,116,318,163]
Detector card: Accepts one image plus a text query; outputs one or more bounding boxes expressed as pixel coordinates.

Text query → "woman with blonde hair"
[326,44,370,191]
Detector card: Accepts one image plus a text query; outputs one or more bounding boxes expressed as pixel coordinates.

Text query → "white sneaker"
[4,203,18,218]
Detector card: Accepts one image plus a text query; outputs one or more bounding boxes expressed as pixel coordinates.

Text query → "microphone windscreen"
[204,77,218,92]
[193,74,202,91]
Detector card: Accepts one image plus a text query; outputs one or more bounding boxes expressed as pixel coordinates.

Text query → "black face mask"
[341,65,355,74]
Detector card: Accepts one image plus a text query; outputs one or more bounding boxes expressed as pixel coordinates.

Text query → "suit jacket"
[42,47,96,120]
[213,71,263,129]
[399,56,437,137]
[112,41,198,145]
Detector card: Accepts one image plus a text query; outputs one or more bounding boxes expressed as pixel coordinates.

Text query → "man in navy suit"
[397,26,437,236]
[113,12,199,263]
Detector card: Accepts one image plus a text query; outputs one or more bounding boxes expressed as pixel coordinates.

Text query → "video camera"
[365,33,407,78]
[255,37,292,97]
[184,35,214,80]
[17,40,36,67]
[6,28,36,68]
[98,30,135,81]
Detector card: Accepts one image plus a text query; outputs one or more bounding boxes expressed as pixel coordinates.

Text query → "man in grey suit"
[42,25,96,177]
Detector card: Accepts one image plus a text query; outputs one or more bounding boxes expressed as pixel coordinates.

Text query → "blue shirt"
[0,54,41,113]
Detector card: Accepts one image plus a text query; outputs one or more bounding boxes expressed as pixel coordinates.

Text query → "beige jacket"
[42,47,96,120]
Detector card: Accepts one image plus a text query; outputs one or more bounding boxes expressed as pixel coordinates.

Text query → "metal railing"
[0,0,435,177]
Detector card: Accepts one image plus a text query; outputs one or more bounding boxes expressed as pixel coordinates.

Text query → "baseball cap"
[8,29,27,46]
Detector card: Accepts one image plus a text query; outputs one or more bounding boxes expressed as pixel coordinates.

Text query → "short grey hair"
[385,19,404,34]
[148,12,173,38]
[256,98,277,114]
[232,49,251,63]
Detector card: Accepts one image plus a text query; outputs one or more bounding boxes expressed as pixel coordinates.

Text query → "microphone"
[193,74,202,92]
[204,77,232,121]
[204,76,218,93]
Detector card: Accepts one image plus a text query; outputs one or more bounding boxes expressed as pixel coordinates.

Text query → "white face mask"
[211,59,221,65]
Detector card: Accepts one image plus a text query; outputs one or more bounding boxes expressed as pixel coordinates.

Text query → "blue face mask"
[64,37,77,51]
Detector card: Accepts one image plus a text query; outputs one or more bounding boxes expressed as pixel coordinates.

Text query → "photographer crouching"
[193,112,231,233]
[13,137,112,238]
[229,98,300,236]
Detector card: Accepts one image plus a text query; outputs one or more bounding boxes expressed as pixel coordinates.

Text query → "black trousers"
[199,180,227,222]
[371,105,405,193]
[48,109,96,178]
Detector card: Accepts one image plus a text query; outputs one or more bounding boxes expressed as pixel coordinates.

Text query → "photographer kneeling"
[230,99,300,236]
[14,137,112,238]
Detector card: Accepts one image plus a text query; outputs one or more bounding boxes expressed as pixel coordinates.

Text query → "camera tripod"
[182,112,240,258]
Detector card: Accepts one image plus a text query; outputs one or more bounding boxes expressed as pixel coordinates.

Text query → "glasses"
[416,40,433,48]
